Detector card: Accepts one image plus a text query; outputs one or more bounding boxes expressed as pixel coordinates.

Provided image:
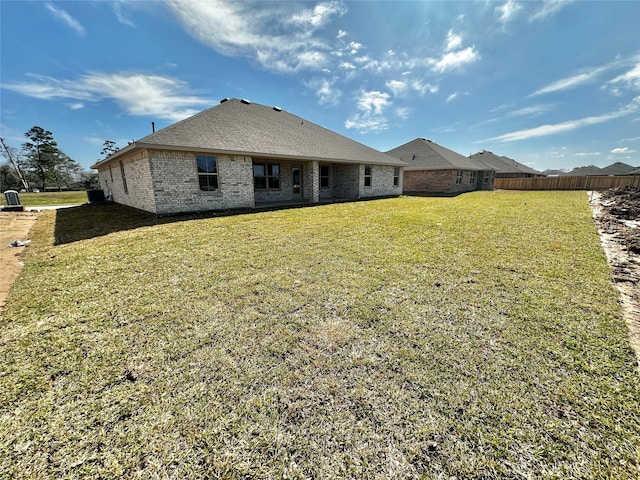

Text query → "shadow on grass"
[52,195,434,245]
[53,203,162,245]
[52,200,351,245]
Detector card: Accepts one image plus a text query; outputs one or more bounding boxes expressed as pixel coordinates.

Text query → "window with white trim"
[393,167,400,186]
[470,171,477,184]
[455,170,463,184]
[197,155,219,191]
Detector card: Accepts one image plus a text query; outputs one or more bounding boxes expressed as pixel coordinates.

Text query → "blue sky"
[1,0,639,172]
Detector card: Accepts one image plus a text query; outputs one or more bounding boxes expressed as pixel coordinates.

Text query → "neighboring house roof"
[92,98,404,169]
[386,138,494,171]
[627,167,640,176]
[542,169,568,176]
[566,165,604,176]
[470,150,543,176]
[600,162,637,176]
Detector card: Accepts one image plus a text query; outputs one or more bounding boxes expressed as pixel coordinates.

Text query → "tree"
[0,163,21,191]
[22,126,60,191]
[101,140,119,158]
[21,126,82,191]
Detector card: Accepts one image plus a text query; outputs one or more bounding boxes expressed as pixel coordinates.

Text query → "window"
[455,170,463,185]
[253,160,280,189]
[393,167,400,186]
[120,161,128,194]
[197,155,218,191]
[484,175,489,184]
[470,171,477,184]
[364,165,372,187]
[109,164,114,182]
[320,165,330,188]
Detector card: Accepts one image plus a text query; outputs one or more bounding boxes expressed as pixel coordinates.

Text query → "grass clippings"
[1,191,639,479]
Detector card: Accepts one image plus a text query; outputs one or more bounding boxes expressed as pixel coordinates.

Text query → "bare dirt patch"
[590,187,640,367]
[0,211,38,310]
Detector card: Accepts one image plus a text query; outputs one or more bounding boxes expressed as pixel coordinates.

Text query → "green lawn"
[1,190,88,206]
[1,191,639,479]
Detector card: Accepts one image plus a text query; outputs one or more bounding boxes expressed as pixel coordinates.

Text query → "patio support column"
[308,160,320,203]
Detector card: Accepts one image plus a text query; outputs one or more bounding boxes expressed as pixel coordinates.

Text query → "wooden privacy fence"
[494,175,640,191]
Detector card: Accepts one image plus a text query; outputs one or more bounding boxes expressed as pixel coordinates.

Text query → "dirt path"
[589,191,640,369]
[0,211,39,310]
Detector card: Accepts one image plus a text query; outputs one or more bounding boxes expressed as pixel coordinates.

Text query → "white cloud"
[386,80,407,96]
[306,78,341,105]
[44,2,86,35]
[113,0,135,27]
[345,90,391,133]
[609,63,640,91]
[507,104,554,117]
[610,147,637,154]
[445,30,462,52]
[496,0,522,24]
[531,68,605,96]
[574,152,602,157]
[412,81,439,95]
[530,0,575,22]
[357,91,390,115]
[429,46,479,73]
[290,1,347,27]
[68,103,85,110]
[337,30,347,38]
[166,0,346,73]
[3,72,210,122]
[446,93,458,103]
[484,97,640,142]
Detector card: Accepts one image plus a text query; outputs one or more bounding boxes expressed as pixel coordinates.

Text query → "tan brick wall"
[149,150,254,215]
[403,169,492,194]
[97,149,156,213]
[359,164,403,198]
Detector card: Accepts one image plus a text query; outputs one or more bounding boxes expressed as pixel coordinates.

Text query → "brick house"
[91,98,405,215]
[470,150,544,178]
[386,138,495,194]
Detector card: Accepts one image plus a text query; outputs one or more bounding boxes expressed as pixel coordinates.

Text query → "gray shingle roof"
[386,138,494,171]
[92,98,404,168]
[566,165,604,176]
[600,162,637,176]
[470,151,543,176]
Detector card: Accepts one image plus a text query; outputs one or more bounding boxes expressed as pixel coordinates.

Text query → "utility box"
[2,190,24,211]
[87,189,106,203]
[4,190,20,206]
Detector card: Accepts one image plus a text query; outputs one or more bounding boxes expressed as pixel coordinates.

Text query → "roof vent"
[240,98,251,105]
[220,98,229,103]
[273,106,282,112]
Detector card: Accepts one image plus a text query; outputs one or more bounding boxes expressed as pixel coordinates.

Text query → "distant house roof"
[542,169,568,176]
[92,98,404,169]
[627,167,640,176]
[600,162,637,176]
[566,165,604,176]
[386,138,494,171]
[470,150,543,176]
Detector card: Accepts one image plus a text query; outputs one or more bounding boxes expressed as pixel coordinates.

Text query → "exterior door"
[292,166,302,197]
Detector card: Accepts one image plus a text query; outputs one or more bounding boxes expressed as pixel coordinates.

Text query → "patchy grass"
[1,191,639,479]
[1,191,88,206]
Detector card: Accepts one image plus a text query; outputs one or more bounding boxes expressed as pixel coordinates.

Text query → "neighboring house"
[600,162,637,176]
[386,138,495,194]
[470,150,544,178]
[565,165,604,176]
[91,98,405,215]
